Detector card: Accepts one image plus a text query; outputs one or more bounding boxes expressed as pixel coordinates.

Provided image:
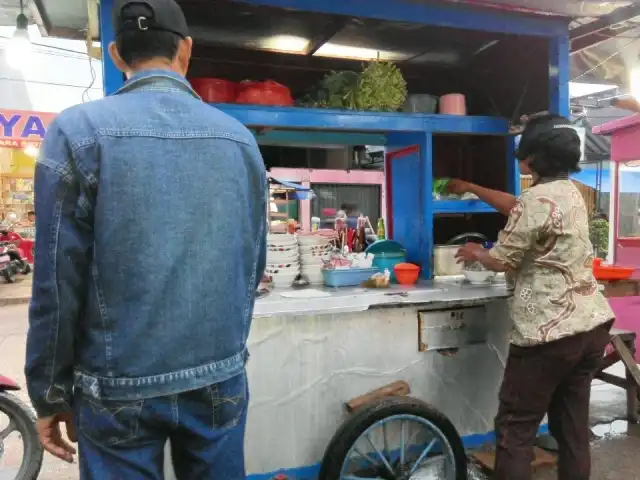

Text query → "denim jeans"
[73,370,248,480]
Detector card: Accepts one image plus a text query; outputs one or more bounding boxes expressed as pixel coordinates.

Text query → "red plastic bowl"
[190,78,237,103]
[394,263,420,285]
[236,80,294,106]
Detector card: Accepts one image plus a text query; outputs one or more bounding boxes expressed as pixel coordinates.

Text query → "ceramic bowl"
[462,269,495,285]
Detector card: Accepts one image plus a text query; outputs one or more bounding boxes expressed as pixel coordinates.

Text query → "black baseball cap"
[515,114,578,161]
[113,0,188,39]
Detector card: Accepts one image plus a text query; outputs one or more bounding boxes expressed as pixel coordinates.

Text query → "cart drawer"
[418,306,488,352]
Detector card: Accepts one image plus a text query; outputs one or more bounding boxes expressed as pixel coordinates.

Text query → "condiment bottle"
[377,218,386,240]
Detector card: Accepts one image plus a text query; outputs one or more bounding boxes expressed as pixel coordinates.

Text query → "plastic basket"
[322,268,379,287]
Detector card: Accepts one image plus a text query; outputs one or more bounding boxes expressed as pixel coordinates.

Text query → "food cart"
[96,0,572,477]
[593,116,640,361]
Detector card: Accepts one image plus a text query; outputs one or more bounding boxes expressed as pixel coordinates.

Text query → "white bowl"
[267,251,299,261]
[462,269,496,285]
[266,262,299,274]
[298,236,329,246]
[267,234,298,247]
[300,244,330,253]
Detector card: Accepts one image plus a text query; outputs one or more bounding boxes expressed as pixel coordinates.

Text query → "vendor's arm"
[488,191,539,270]
[455,243,508,272]
[448,179,517,216]
[25,119,93,418]
[455,191,539,272]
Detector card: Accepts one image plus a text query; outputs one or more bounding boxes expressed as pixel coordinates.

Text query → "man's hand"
[455,242,484,264]
[447,179,473,195]
[37,412,77,463]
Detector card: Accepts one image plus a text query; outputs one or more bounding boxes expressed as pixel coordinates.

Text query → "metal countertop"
[254,277,511,318]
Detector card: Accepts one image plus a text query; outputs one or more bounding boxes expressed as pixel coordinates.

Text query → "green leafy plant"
[432,178,450,196]
[589,218,609,259]
[298,61,407,112]
[299,71,359,109]
[355,61,407,112]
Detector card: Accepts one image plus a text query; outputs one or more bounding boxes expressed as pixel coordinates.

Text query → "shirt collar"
[113,69,200,100]
[532,174,569,186]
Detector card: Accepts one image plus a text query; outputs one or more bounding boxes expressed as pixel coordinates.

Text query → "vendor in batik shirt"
[449,114,614,480]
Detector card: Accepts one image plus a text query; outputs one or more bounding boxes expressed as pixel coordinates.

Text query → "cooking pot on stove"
[433,232,488,276]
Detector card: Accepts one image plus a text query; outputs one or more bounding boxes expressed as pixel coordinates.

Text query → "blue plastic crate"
[322,268,379,287]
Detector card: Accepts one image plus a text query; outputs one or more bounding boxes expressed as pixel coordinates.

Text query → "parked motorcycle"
[0,375,43,479]
[0,242,30,284]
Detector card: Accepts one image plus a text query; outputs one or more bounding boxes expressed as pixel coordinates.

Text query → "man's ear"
[108,42,130,76]
[176,37,193,76]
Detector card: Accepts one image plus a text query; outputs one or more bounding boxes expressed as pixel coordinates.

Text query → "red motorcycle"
[0,376,42,479]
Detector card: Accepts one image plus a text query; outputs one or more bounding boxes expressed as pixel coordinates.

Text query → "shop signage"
[0,110,55,149]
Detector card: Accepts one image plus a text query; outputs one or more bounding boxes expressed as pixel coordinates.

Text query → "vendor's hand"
[37,412,77,463]
[455,242,484,264]
[447,179,473,195]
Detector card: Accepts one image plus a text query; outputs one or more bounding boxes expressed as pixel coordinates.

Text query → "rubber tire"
[0,392,43,480]
[319,396,468,480]
[2,269,15,283]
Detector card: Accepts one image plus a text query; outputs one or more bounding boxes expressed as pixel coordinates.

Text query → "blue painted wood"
[216,104,424,132]
[424,115,509,135]
[98,0,125,95]
[421,133,433,279]
[214,104,509,135]
[433,200,497,214]
[549,33,571,117]
[234,0,568,37]
[386,138,423,269]
[250,129,386,146]
[507,136,521,198]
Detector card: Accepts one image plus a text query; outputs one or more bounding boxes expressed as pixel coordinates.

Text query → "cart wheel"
[319,396,467,480]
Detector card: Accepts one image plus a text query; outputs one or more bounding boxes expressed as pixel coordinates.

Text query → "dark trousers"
[494,321,612,480]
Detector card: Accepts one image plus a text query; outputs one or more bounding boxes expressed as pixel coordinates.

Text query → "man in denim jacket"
[25,0,266,477]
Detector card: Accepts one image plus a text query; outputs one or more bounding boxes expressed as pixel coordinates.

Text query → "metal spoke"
[0,420,16,441]
[409,438,437,475]
[400,420,406,466]
[365,433,395,475]
[353,446,380,468]
[382,422,390,462]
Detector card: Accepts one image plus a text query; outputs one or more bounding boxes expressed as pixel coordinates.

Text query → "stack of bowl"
[265,233,300,288]
[298,232,332,284]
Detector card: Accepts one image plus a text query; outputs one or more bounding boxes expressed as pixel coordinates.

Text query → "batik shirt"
[489,179,614,346]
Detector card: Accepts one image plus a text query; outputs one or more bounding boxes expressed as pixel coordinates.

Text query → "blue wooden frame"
[98,0,571,279]
[99,0,124,96]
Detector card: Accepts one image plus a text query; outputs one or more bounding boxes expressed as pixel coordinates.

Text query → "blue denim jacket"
[25,70,267,417]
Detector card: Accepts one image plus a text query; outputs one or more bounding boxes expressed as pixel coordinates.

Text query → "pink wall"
[593,114,640,163]
[609,296,640,362]
[594,115,640,269]
[269,168,386,231]
[614,239,640,279]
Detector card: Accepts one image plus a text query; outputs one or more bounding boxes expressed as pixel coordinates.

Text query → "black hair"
[518,114,582,178]
[116,29,180,67]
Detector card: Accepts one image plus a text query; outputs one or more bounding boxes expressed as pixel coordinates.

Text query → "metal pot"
[433,232,489,276]
[433,245,462,276]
